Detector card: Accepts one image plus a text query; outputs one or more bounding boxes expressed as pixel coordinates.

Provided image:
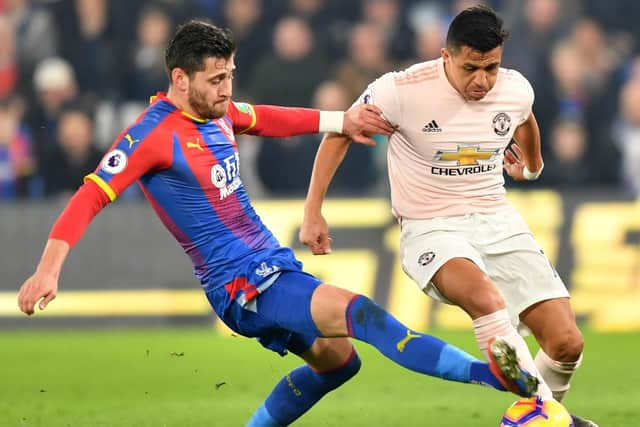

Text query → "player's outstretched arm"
[229,102,392,144]
[505,112,544,181]
[18,239,69,315]
[300,132,351,255]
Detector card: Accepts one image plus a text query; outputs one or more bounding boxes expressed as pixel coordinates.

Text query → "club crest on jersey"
[418,251,435,266]
[492,112,511,136]
[101,149,127,174]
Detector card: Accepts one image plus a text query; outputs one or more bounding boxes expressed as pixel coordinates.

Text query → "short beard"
[187,87,224,119]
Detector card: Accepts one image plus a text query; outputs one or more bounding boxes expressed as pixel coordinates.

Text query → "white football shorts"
[399,209,570,329]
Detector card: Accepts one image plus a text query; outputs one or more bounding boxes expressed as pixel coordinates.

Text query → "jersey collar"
[151,92,210,123]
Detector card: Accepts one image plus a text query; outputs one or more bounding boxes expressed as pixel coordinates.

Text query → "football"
[500,397,574,426]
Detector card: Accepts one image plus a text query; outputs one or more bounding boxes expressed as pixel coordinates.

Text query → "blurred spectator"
[361,0,414,60]
[314,80,380,193]
[549,41,586,122]
[570,18,628,129]
[0,16,18,100]
[0,96,34,199]
[0,0,636,198]
[189,0,225,19]
[502,0,566,79]
[40,107,103,197]
[122,6,172,102]
[502,0,568,147]
[537,119,589,188]
[24,57,78,163]
[256,81,378,195]
[284,0,342,58]
[450,0,489,14]
[411,18,446,63]
[613,76,640,197]
[583,0,640,43]
[3,0,58,92]
[220,0,269,97]
[249,16,328,105]
[286,0,328,28]
[333,22,394,102]
[53,0,118,101]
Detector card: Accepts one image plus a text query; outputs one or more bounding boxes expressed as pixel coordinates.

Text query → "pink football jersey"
[357,57,534,219]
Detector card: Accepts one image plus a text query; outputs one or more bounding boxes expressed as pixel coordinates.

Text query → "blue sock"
[246,349,361,426]
[246,404,282,427]
[346,295,504,389]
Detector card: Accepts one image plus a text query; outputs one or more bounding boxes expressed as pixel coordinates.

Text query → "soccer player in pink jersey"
[301,6,597,427]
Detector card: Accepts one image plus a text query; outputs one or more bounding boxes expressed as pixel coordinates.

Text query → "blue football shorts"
[206,270,323,356]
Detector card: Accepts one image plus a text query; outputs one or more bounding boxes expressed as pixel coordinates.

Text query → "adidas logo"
[422,120,442,132]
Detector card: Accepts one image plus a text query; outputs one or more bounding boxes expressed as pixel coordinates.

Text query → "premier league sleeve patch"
[233,102,253,115]
[101,149,128,174]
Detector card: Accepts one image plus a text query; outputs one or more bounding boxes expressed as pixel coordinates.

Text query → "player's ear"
[171,68,189,92]
[441,48,450,61]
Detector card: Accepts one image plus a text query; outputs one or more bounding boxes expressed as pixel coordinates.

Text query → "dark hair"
[165,20,236,79]
[446,5,509,53]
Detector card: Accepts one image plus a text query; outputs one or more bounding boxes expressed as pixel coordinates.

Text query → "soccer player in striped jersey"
[18,20,538,427]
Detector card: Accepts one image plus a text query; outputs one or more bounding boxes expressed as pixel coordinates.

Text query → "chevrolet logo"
[124,134,140,149]
[186,137,203,151]
[434,145,500,166]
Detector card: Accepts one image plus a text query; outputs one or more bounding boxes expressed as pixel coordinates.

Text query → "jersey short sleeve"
[354,72,401,127]
[504,69,535,125]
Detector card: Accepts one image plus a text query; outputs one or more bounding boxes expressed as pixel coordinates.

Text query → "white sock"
[473,309,553,398]
[534,348,582,402]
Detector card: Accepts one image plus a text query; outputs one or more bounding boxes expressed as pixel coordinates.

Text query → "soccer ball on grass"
[500,397,573,426]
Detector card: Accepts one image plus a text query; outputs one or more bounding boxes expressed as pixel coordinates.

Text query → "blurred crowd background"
[1,0,640,201]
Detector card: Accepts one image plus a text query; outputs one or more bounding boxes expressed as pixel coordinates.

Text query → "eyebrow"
[208,67,235,79]
[464,61,500,69]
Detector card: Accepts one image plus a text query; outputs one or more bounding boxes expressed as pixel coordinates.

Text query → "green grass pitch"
[1,328,637,426]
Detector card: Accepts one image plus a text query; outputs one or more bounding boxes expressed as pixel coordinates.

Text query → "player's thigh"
[432,257,505,318]
[297,337,356,372]
[484,234,570,331]
[400,228,501,317]
[255,272,357,338]
[255,271,323,336]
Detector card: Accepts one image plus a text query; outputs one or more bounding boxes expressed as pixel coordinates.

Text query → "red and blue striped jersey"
[85,93,302,292]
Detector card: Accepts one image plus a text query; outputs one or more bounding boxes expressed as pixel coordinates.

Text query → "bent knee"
[544,328,584,362]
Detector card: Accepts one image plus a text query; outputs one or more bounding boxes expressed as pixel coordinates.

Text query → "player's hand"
[18,272,58,315]
[503,143,526,181]
[343,104,394,146]
[300,212,332,255]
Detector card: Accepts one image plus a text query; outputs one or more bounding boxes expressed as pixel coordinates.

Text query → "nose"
[473,71,489,89]
[219,76,232,98]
